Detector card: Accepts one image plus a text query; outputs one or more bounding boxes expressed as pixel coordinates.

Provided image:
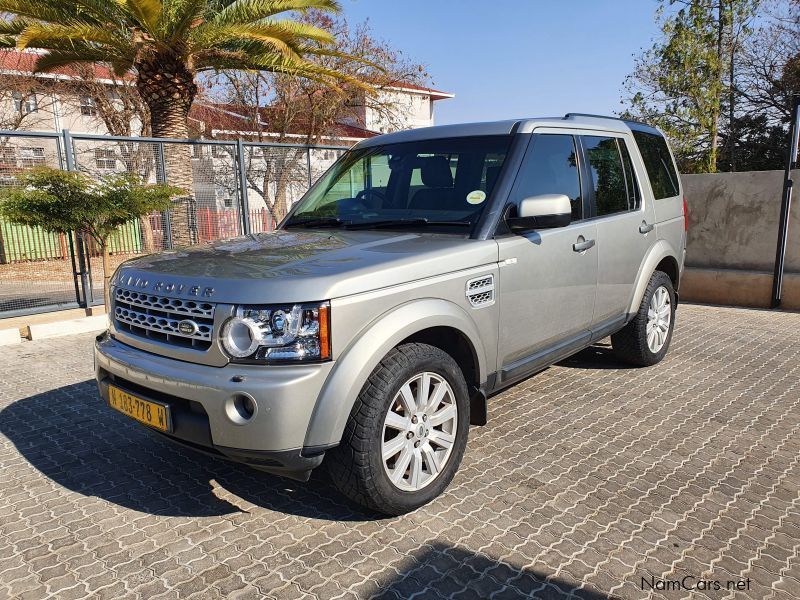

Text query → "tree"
[623,0,759,173]
[736,0,800,124]
[0,0,370,245]
[0,168,181,310]
[718,113,789,170]
[203,12,429,222]
[0,0,363,138]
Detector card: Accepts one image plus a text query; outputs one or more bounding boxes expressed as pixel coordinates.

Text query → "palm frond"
[32,48,122,72]
[0,0,86,24]
[0,17,32,35]
[122,0,164,32]
[162,0,205,42]
[196,47,369,91]
[17,22,126,50]
[191,21,334,60]
[210,0,340,27]
[294,43,385,73]
[0,16,32,48]
[70,0,129,25]
[197,26,299,58]
[110,58,135,76]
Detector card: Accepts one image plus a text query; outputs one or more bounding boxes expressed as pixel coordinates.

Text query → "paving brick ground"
[0,303,798,599]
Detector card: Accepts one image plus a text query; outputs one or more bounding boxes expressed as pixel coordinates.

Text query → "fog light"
[226,393,258,424]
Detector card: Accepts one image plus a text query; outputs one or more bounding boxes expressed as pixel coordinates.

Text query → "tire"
[327,343,470,515]
[611,270,676,367]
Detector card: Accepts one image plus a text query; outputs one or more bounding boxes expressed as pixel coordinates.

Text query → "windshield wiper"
[345,218,471,229]
[284,216,348,228]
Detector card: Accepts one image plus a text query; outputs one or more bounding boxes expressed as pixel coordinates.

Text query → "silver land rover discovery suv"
[95,114,687,515]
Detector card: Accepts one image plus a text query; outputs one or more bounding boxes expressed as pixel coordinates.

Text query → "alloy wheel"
[646,285,672,353]
[381,372,458,492]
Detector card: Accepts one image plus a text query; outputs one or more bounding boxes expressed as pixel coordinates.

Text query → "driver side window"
[511,134,583,222]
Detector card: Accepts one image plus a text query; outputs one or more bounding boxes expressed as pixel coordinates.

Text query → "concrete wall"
[681,169,799,309]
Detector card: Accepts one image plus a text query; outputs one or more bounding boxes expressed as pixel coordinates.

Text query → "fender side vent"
[466,274,495,308]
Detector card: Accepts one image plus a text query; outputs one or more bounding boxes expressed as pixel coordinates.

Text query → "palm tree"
[0,0,364,246]
[0,0,357,138]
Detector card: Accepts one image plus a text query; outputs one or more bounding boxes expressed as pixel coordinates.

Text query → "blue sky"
[343,0,663,125]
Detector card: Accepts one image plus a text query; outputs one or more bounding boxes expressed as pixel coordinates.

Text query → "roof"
[385,82,454,100]
[188,102,380,141]
[355,114,640,148]
[0,50,132,82]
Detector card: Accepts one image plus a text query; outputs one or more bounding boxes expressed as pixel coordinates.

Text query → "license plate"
[108,385,172,433]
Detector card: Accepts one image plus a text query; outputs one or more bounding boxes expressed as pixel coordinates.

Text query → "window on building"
[79,96,97,116]
[0,146,16,163]
[512,134,583,221]
[94,148,117,170]
[19,147,45,167]
[582,135,630,217]
[12,92,38,114]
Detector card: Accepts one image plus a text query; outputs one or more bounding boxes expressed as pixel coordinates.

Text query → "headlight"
[220,302,330,363]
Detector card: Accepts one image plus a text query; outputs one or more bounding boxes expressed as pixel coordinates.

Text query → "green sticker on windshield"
[466,190,486,205]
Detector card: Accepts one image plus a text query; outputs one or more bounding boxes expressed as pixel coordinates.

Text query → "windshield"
[284,135,513,233]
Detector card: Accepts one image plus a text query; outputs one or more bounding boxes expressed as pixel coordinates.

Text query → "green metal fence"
[0,218,142,264]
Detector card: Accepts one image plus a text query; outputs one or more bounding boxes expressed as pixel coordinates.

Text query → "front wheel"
[327,343,470,515]
[611,270,676,366]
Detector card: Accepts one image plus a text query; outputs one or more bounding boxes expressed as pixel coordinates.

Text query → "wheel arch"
[303,299,488,449]
[626,240,681,316]
[402,326,487,427]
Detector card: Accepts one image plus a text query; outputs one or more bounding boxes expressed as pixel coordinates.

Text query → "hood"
[114,229,498,304]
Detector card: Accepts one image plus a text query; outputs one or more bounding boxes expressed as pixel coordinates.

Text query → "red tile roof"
[188,102,380,141]
[384,82,454,99]
[0,50,131,81]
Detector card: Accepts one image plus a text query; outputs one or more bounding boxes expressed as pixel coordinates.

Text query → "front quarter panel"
[304,288,495,449]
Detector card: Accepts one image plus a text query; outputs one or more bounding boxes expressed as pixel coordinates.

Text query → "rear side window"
[619,140,641,210]
[512,134,583,221]
[632,131,679,199]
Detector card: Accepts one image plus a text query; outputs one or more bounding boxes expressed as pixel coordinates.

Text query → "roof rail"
[562,112,650,127]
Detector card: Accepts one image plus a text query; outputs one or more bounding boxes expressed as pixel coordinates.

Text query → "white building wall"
[365,90,435,133]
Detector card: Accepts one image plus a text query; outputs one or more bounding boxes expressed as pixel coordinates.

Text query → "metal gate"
[0,129,347,318]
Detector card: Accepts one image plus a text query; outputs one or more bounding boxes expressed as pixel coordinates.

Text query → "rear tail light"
[683,196,689,231]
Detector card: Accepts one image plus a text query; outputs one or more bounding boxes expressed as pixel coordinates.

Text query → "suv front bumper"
[94,332,336,480]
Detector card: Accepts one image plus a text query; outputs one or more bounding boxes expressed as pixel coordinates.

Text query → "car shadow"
[0,380,378,521]
[375,542,615,599]
[557,342,634,370]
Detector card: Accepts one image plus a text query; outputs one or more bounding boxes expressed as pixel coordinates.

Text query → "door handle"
[639,222,654,234]
[573,238,595,252]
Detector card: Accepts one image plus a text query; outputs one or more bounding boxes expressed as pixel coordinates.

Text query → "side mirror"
[507,194,572,230]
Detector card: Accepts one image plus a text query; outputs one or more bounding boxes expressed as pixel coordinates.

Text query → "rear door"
[629,127,686,273]
[579,134,656,328]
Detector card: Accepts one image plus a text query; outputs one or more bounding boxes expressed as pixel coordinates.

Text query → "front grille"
[113,288,216,350]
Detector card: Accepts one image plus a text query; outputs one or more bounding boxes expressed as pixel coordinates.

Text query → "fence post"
[306,147,313,189]
[61,128,92,308]
[770,97,800,308]
[155,142,174,249]
[61,128,75,171]
[66,233,81,304]
[236,139,252,235]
